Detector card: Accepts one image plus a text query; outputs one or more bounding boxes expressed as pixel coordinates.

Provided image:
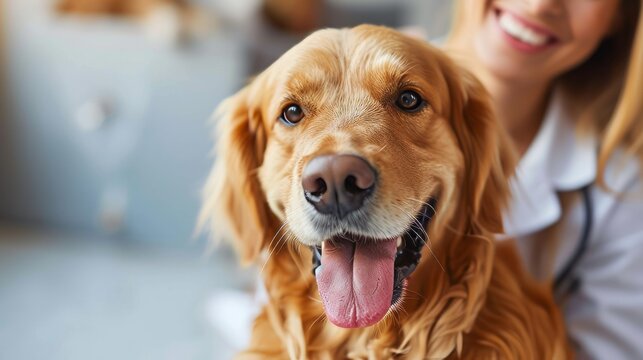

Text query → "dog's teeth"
[396,237,402,248]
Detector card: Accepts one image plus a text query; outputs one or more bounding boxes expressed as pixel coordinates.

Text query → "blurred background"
[0,0,451,358]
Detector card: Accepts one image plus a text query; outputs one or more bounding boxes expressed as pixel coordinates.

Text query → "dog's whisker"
[389,204,429,251]
[279,233,296,256]
[267,221,290,250]
[403,197,429,206]
[306,295,323,304]
[376,144,388,154]
[404,197,439,220]
[423,234,447,275]
[392,203,447,275]
[389,203,430,244]
[388,303,405,329]
[398,198,433,237]
[260,221,291,275]
[402,287,426,303]
[307,312,327,333]
[401,199,439,241]
[407,197,468,238]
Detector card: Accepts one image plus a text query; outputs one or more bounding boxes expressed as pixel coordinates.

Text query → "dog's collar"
[311,198,438,275]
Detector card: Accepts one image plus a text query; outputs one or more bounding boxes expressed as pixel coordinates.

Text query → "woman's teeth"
[499,12,549,46]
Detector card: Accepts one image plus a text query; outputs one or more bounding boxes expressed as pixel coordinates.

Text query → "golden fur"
[200,25,571,359]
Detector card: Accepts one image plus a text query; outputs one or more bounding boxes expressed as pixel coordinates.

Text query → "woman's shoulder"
[591,149,643,240]
[602,148,641,187]
[564,150,643,360]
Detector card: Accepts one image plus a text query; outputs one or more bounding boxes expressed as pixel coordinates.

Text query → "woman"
[447,0,643,358]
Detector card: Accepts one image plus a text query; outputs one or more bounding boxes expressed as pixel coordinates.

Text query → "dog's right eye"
[396,90,424,112]
[280,104,305,126]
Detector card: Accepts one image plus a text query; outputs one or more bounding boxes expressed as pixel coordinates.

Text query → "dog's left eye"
[280,104,305,126]
[396,90,424,112]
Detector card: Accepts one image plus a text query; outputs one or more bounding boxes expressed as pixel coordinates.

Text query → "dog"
[200,25,571,359]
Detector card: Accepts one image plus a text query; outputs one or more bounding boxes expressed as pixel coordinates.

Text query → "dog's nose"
[302,154,376,218]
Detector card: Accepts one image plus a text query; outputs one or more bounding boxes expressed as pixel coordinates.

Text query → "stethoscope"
[553,184,593,299]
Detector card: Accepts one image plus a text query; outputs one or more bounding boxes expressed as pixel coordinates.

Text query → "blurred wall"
[0,0,247,246]
[0,0,15,230]
[406,0,453,40]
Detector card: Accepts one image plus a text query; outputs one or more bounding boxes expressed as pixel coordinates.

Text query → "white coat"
[502,91,643,359]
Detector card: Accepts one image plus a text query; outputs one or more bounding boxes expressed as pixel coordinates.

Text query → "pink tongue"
[315,237,397,328]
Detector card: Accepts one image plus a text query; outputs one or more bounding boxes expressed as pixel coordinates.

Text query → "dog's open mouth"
[311,199,436,328]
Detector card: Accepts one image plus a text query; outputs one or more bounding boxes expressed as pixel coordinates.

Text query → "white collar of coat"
[502,90,597,237]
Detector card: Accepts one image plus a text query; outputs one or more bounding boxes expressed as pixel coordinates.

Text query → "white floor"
[0,224,255,360]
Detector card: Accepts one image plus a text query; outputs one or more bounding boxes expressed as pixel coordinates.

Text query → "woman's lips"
[494,8,559,53]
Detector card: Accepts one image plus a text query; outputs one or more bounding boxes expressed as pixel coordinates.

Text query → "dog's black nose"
[302,154,376,218]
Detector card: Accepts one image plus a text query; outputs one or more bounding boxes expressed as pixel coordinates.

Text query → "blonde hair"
[598,1,643,185]
[448,1,643,187]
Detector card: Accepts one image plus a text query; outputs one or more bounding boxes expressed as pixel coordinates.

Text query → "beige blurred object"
[56,0,188,18]
[55,0,216,45]
[262,0,324,33]
[0,0,7,116]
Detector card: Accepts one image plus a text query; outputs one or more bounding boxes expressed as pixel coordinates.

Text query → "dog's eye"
[396,90,424,112]
[280,104,304,125]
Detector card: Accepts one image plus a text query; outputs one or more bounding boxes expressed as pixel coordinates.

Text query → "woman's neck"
[478,71,552,157]
[445,39,554,157]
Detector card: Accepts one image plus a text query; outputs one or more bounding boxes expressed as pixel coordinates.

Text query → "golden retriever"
[200,25,571,359]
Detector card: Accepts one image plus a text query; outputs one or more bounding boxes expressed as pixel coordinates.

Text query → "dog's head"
[200,25,513,329]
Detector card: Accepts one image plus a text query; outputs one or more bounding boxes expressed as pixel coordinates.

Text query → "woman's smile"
[494,7,558,53]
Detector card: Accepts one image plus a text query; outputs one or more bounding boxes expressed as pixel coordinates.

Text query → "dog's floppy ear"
[441,60,516,234]
[409,54,518,354]
[198,82,273,265]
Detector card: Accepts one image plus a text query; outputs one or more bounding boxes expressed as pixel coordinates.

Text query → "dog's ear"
[441,60,516,234]
[198,82,273,265]
[408,54,518,354]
